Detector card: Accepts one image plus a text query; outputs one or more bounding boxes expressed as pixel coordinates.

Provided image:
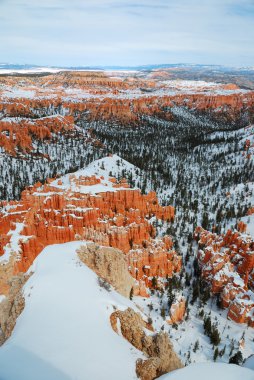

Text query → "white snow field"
[0,241,143,380]
[159,362,254,380]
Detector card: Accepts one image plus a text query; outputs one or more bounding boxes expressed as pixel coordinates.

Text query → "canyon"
[0,71,254,161]
[0,67,254,378]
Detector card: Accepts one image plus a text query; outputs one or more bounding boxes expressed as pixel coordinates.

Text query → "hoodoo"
[0,156,179,298]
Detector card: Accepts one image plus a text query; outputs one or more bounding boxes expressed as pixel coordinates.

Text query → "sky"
[0,0,253,67]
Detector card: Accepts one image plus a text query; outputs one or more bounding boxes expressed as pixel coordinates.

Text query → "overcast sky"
[0,0,253,67]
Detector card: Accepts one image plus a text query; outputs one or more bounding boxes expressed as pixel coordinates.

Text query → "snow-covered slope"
[74,154,138,179]
[51,154,146,193]
[244,355,254,370]
[71,154,141,182]
[159,362,254,380]
[0,241,143,380]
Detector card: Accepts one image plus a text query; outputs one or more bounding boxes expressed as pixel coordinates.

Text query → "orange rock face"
[0,115,75,156]
[195,226,254,325]
[128,237,181,288]
[0,170,180,296]
[167,297,186,324]
[248,207,254,215]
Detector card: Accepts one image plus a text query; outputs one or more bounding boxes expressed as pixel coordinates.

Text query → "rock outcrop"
[0,115,75,156]
[194,225,254,326]
[167,297,186,325]
[77,243,134,298]
[0,273,28,345]
[110,307,183,380]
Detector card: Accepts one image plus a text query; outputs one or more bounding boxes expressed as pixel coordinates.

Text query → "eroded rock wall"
[77,243,134,298]
[194,225,254,325]
[110,307,183,380]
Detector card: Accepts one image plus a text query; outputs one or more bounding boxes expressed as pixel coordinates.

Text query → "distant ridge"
[0,63,252,73]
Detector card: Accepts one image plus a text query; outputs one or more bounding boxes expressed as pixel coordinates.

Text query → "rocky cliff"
[77,243,134,298]
[110,307,183,380]
[0,273,28,345]
[194,225,254,325]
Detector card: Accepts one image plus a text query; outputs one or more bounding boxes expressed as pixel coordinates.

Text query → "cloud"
[0,0,253,66]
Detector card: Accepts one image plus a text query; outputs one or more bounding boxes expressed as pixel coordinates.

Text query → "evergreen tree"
[161,307,166,319]
[151,277,157,289]
[210,325,221,346]
[204,315,212,337]
[229,351,243,365]
[193,340,199,353]
[219,345,226,357]
[213,347,219,362]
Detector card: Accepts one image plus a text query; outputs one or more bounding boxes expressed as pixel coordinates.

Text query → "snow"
[51,154,140,194]
[134,273,254,367]
[163,80,219,89]
[0,222,28,263]
[214,263,245,288]
[68,154,137,180]
[2,89,35,98]
[0,67,63,74]
[244,355,254,370]
[159,362,254,380]
[242,214,254,238]
[224,179,254,239]
[0,241,144,380]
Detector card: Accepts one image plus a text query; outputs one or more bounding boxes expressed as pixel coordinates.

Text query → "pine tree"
[151,277,157,289]
[229,339,235,356]
[219,345,226,357]
[229,351,243,365]
[193,340,199,353]
[204,315,212,337]
[213,347,219,362]
[210,325,221,346]
[191,279,200,304]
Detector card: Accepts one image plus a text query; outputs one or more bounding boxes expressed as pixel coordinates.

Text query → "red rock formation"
[128,237,181,287]
[237,221,247,233]
[248,207,254,215]
[0,115,75,156]
[227,295,254,326]
[1,71,253,157]
[167,297,186,324]
[2,90,253,129]
[195,226,254,325]
[0,171,179,297]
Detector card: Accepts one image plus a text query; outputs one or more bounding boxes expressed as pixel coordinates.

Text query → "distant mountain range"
[0,62,253,72]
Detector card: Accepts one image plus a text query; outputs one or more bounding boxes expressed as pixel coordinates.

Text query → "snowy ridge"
[51,154,142,194]
[0,241,144,380]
